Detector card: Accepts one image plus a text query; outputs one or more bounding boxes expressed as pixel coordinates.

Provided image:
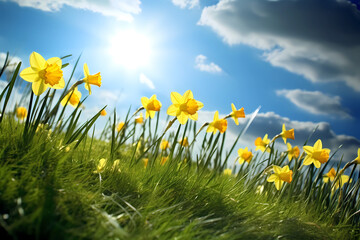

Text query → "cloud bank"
[3,0,141,21]
[199,0,360,91]
[276,89,351,118]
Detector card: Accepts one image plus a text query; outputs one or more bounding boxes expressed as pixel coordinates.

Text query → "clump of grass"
[0,52,359,239]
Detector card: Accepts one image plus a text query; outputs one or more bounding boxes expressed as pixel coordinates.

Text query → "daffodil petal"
[177,112,189,125]
[189,112,198,121]
[314,139,322,150]
[275,179,283,190]
[19,67,39,82]
[30,52,46,70]
[141,97,149,107]
[214,111,219,121]
[170,92,184,104]
[196,101,204,110]
[267,174,277,182]
[183,90,193,101]
[149,110,156,119]
[231,103,236,112]
[314,160,321,168]
[167,104,178,116]
[47,57,62,68]
[303,156,313,165]
[85,83,92,95]
[303,146,313,154]
[83,63,89,77]
[273,166,282,174]
[32,80,48,96]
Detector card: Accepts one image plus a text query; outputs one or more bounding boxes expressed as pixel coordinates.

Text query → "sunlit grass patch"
[0,51,359,239]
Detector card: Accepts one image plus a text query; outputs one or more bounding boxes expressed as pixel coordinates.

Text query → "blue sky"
[1,0,360,161]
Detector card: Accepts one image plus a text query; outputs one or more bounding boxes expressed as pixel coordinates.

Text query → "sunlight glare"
[108,30,152,69]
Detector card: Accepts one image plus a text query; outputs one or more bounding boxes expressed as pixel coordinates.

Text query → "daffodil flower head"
[223,168,232,176]
[303,139,330,168]
[135,112,144,124]
[141,94,162,119]
[160,156,169,166]
[61,87,82,108]
[206,111,228,134]
[230,103,245,125]
[255,134,270,152]
[267,165,293,190]
[16,107,27,120]
[143,158,149,168]
[100,109,107,116]
[323,168,350,191]
[280,124,295,144]
[117,122,125,132]
[83,63,101,95]
[179,137,189,147]
[323,168,337,183]
[167,90,204,125]
[93,158,107,174]
[286,143,300,161]
[160,140,170,151]
[354,148,360,164]
[20,52,65,96]
[238,147,253,164]
[111,159,121,172]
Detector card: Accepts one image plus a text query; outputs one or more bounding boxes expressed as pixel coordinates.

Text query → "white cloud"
[172,0,199,9]
[276,89,351,118]
[139,73,155,90]
[198,0,360,91]
[0,52,22,80]
[3,0,141,21]
[195,54,222,73]
[197,110,360,163]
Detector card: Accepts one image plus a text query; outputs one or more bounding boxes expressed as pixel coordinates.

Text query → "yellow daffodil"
[160,140,170,151]
[223,168,232,176]
[354,148,360,164]
[111,159,121,172]
[238,147,253,164]
[20,52,65,96]
[93,158,107,173]
[230,103,245,125]
[160,156,168,166]
[135,112,144,124]
[16,107,27,120]
[323,168,350,191]
[255,134,270,152]
[117,122,125,132]
[100,109,107,116]
[206,111,228,134]
[141,94,162,119]
[61,87,81,108]
[323,168,337,182]
[167,90,204,125]
[179,137,189,147]
[287,143,300,161]
[82,63,101,95]
[143,158,149,168]
[267,165,293,190]
[303,139,330,168]
[280,124,294,144]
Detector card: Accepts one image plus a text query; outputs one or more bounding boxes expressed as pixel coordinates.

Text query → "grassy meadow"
[0,52,360,239]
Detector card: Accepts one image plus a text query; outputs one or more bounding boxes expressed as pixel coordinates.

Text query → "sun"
[108,29,152,69]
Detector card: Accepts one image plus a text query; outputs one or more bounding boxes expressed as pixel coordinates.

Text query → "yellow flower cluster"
[20,52,102,109]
